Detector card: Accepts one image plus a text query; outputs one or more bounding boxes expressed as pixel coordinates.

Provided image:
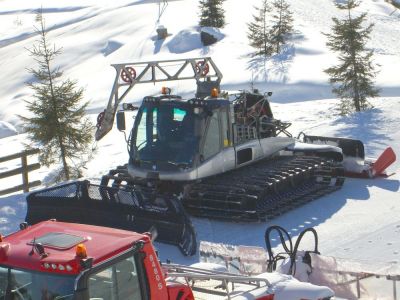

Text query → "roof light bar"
[42,262,74,273]
[188,99,207,106]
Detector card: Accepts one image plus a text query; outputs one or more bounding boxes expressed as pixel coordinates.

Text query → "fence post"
[21,152,29,193]
[0,149,41,196]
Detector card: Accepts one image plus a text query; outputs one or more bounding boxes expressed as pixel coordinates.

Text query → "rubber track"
[183,156,345,221]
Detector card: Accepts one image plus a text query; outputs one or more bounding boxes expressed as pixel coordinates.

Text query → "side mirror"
[144,226,158,243]
[267,92,273,96]
[116,111,126,131]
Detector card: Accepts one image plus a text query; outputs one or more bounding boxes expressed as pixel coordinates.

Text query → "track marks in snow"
[102,40,123,56]
[328,221,400,264]
[0,7,89,16]
[0,7,99,49]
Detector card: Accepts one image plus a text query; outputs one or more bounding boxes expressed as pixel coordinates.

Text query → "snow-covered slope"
[0,0,399,276]
[1,0,399,126]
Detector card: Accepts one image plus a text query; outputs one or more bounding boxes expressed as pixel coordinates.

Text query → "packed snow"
[0,121,18,138]
[0,0,399,295]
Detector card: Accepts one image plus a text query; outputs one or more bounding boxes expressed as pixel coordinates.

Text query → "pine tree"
[324,0,380,114]
[247,0,274,57]
[199,0,226,28]
[21,12,94,181]
[269,0,294,54]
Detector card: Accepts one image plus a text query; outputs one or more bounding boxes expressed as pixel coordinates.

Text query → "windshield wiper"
[165,161,189,168]
[54,294,74,300]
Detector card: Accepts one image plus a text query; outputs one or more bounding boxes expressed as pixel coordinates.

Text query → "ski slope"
[0,0,399,284]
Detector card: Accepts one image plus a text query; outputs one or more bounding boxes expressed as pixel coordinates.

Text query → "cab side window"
[88,255,142,300]
[220,108,231,148]
[202,112,221,160]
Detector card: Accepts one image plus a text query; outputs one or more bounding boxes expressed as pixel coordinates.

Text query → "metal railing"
[164,264,270,300]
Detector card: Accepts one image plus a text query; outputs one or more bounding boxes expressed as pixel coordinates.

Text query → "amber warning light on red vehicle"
[76,243,88,258]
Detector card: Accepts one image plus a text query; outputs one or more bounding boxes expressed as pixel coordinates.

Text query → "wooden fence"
[0,149,41,196]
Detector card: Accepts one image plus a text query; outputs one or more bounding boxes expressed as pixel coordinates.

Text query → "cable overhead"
[157,0,168,23]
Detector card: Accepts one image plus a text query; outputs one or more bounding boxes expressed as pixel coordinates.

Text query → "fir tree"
[269,0,294,54]
[324,0,380,114]
[247,0,273,57]
[21,12,94,181]
[199,0,226,28]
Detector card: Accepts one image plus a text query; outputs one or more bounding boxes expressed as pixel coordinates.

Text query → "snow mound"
[166,26,225,54]
[167,28,202,53]
[0,121,18,139]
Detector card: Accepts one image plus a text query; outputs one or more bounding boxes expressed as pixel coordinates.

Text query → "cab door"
[197,106,235,178]
[219,107,235,172]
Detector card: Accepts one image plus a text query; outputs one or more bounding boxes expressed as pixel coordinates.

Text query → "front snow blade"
[345,147,397,178]
[25,180,197,256]
[372,146,396,177]
[300,134,365,160]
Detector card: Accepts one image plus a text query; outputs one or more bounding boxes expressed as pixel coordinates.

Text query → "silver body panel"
[128,164,199,181]
[128,136,296,181]
[260,137,296,157]
[286,141,342,154]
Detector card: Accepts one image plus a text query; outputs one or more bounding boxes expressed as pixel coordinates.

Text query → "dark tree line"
[247,0,379,114]
[247,0,294,57]
[199,0,226,28]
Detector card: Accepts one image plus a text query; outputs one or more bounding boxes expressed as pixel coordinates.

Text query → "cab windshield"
[0,266,75,300]
[132,102,201,168]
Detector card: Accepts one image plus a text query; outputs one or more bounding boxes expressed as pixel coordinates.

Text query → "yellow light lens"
[76,244,87,258]
[161,87,171,95]
[211,88,219,98]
